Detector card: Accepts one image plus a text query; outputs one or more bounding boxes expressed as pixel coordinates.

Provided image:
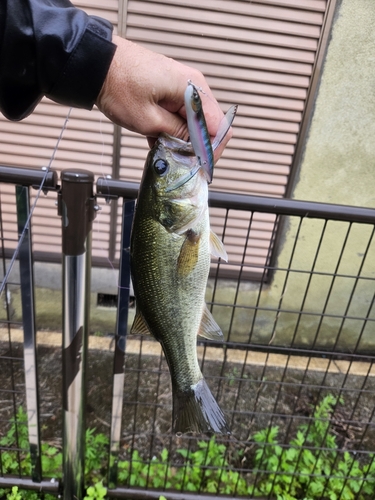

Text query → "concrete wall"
[209,0,375,351]
[256,0,375,350]
[290,0,375,207]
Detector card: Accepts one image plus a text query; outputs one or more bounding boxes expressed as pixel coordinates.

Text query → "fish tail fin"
[173,379,230,435]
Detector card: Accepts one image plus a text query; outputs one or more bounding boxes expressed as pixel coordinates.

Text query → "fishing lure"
[166,82,237,193]
[185,81,214,183]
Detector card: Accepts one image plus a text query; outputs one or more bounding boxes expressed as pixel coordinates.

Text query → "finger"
[150,105,189,141]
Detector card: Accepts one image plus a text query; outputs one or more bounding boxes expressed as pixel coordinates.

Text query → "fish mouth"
[157,134,202,193]
[158,133,195,157]
[165,163,201,193]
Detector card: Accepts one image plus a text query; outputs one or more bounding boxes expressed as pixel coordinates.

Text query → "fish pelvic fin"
[173,379,230,435]
[198,305,223,341]
[130,309,151,335]
[210,230,228,262]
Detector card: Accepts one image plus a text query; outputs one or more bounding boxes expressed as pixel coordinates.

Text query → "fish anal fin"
[130,309,151,335]
[198,305,223,341]
[177,229,201,276]
[210,231,228,262]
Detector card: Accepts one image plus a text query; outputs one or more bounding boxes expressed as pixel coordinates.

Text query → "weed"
[83,481,107,499]
[6,486,22,500]
[251,394,375,499]
[2,396,375,499]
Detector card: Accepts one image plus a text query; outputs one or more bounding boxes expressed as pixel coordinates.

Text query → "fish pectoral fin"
[198,305,224,341]
[130,309,151,335]
[177,229,201,276]
[210,231,228,262]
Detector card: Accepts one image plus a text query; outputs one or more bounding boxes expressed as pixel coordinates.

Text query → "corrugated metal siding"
[0,1,118,261]
[0,0,333,280]
[119,0,324,197]
[118,0,328,276]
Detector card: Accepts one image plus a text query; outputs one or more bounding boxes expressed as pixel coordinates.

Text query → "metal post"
[58,170,96,500]
[108,199,135,489]
[15,185,42,482]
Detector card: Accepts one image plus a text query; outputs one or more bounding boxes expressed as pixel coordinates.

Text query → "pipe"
[58,170,96,500]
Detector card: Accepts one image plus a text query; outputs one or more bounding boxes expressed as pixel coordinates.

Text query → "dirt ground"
[1,334,375,473]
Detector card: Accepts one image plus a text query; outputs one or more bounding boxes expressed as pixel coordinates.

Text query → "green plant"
[2,396,375,499]
[251,394,375,499]
[117,437,252,496]
[0,408,108,499]
[6,486,22,500]
[83,480,107,499]
[0,406,30,476]
[85,428,109,484]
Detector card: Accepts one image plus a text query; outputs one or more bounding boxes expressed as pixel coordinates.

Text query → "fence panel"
[0,171,374,500]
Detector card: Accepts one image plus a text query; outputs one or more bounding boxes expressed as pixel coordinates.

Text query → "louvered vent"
[0,0,332,280]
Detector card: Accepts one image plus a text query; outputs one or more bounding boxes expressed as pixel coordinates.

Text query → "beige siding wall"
[0,0,332,277]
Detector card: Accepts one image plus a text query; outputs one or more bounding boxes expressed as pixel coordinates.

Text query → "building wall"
[291,0,375,207]
[255,0,375,350]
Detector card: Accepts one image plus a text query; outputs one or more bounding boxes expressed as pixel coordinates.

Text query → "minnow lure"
[185,81,214,183]
[166,82,237,193]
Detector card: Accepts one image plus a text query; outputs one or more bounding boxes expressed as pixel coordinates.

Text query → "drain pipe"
[58,170,96,500]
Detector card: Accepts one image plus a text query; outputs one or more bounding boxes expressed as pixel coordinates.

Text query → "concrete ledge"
[1,328,374,378]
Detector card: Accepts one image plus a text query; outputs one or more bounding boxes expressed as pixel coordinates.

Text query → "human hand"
[96,35,231,161]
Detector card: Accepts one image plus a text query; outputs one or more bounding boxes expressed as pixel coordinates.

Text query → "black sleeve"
[0,0,117,120]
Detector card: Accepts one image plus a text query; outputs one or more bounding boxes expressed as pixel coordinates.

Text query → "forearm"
[0,0,116,120]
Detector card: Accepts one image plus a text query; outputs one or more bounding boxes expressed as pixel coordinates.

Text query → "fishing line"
[94,115,131,292]
[0,107,72,296]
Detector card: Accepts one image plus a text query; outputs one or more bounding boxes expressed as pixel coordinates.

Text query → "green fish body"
[130,134,229,434]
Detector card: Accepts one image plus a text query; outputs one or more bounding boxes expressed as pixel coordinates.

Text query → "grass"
[1,396,375,499]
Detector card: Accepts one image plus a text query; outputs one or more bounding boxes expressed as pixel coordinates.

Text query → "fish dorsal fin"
[210,230,228,262]
[177,229,201,276]
[198,305,224,341]
[130,309,151,335]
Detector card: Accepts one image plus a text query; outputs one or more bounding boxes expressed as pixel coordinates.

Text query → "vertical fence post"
[15,185,42,482]
[108,199,135,489]
[58,170,96,500]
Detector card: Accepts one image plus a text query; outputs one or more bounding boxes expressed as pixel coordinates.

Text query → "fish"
[130,133,231,434]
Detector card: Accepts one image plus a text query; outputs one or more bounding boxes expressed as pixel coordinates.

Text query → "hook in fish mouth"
[165,162,201,192]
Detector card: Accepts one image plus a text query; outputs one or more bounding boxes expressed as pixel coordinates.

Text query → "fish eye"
[153,159,169,176]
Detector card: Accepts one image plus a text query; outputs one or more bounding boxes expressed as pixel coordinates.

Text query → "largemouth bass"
[130,134,230,434]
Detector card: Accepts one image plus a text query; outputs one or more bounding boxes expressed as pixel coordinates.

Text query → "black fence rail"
[0,166,374,500]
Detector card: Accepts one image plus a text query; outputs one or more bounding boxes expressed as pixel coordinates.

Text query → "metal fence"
[0,166,374,499]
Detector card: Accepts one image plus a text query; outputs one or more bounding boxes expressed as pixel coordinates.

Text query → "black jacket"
[0,0,116,120]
